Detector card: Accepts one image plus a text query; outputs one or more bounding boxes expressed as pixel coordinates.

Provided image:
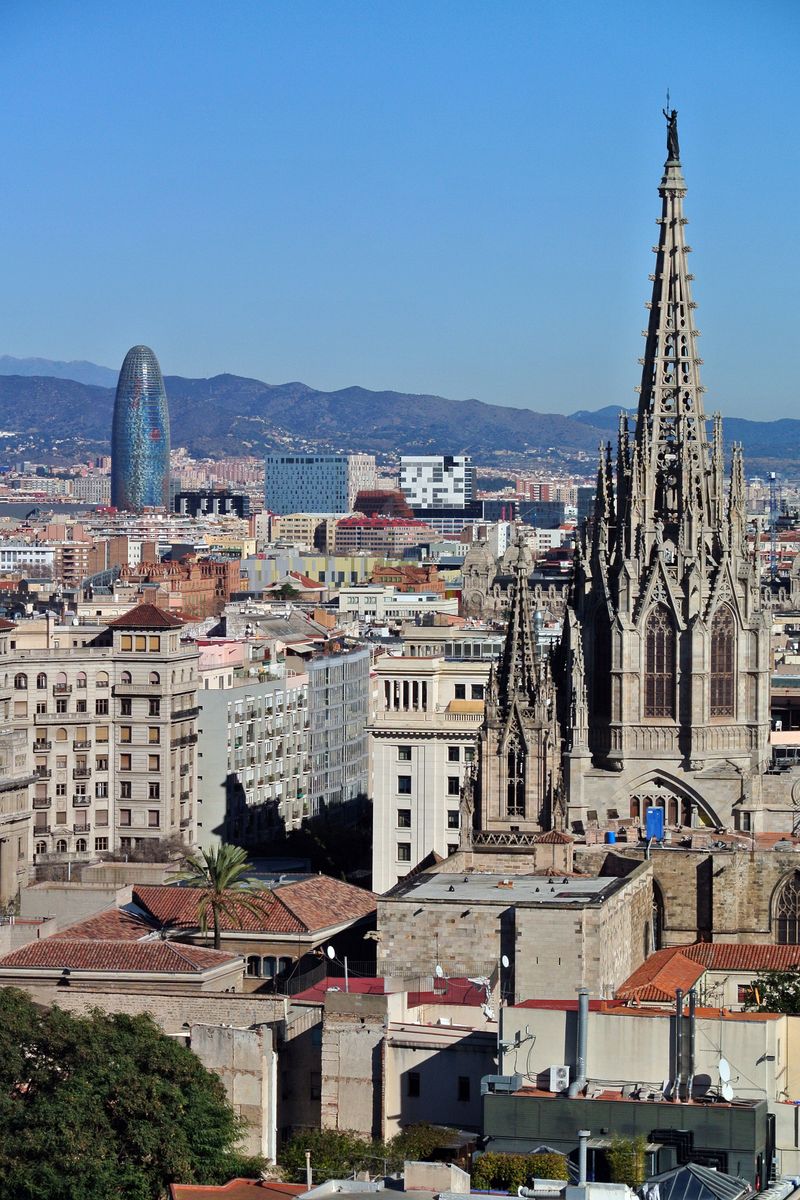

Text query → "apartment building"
[0,619,36,903]
[338,587,459,624]
[370,654,491,892]
[264,453,376,515]
[307,644,370,814]
[399,455,476,510]
[6,604,199,865]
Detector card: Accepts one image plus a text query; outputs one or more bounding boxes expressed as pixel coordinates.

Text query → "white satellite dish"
[661,1078,670,1096]
[326,945,335,961]
[719,1058,731,1082]
[434,964,445,979]
[501,954,510,969]
[721,1082,734,1102]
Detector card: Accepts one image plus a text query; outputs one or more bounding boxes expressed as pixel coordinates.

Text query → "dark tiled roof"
[51,907,159,941]
[0,938,239,974]
[107,603,185,630]
[134,876,376,936]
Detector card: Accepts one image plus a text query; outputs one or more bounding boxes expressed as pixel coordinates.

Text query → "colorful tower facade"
[110,345,170,511]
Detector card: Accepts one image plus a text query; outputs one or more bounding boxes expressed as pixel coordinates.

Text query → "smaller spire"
[497,533,538,710]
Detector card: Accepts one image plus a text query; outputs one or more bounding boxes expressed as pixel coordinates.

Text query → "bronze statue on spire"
[662,107,680,161]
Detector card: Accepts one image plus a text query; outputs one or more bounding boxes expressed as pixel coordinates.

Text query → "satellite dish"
[721,1082,734,1102]
[661,1078,670,1096]
[719,1058,731,1082]
[326,945,335,961]
[434,964,445,979]
[501,954,510,969]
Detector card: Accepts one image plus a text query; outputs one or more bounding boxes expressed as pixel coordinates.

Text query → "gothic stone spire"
[497,534,539,711]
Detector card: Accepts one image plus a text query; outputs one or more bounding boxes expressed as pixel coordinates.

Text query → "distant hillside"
[0,365,798,472]
[0,356,118,388]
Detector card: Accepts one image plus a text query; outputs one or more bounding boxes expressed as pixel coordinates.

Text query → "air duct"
[578,1129,591,1186]
[671,988,683,1102]
[568,988,590,1097]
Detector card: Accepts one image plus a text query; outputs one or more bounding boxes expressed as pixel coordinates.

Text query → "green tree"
[172,843,267,949]
[0,988,262,1200]
[743,967,800,1014]
[606,1135,647,1188]
[471,1151,569,1192]
[280,1129,377,1182]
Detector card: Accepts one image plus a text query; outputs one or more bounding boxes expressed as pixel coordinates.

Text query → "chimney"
[578,1129,591,1185]
[568,988,590,1097]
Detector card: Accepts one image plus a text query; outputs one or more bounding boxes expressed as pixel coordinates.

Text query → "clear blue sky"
[1,1,797,418]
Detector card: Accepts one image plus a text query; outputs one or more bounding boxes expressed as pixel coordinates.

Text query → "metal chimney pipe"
[578,1129,591,1185]
[672,988,683,1101]
[568,988,590,1097]
[687,988,696,1100]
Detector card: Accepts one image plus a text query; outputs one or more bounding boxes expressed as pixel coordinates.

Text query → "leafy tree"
[0,988,262,1199]
[171,843,267,949]
[743,967,800,1014]
[471,1151,569,1191]
[606,1135,646,1188]
[279,1125,459,1183]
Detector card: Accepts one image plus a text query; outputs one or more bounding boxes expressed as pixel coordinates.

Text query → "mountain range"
[0,357,798,473]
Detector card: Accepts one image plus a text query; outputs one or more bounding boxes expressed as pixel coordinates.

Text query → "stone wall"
[320,991,386,1139]
[191,1022,276,1160]
[377,897,502,977]
[25,984,290,1034]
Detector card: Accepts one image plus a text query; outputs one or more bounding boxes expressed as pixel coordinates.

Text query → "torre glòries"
[559,112,773,833]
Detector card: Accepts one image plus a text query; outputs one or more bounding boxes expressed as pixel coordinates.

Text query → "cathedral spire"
[631,108,711,540]
[497,534,538,711]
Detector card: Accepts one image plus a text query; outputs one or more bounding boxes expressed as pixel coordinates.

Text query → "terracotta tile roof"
[51,907,159,941]
[133,876,376,936]
[0,938,240,974]
[107,603,185,630]
[534,830,573,844]
[686,942,800,972]
[615,947,707,1003]
[0,617,16,631]
[170,1181,306,1199]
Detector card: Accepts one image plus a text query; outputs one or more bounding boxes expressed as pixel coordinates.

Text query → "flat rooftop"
[391,872,623,906]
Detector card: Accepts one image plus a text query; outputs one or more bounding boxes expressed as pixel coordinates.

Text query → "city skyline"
[1,2,798,419]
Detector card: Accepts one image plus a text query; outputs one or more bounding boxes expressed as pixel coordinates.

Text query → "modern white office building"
[264,454,376,515]
[399,455,476,510]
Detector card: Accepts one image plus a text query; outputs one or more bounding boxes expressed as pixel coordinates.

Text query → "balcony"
[113,683,163,696]
[33,740,51,751]
[34,768,51,780]
[171,706,200,721]
[73,740,91,750]
[52,683,72,695]
[171,734,198,749]
[33,825,51,835]
[179,764,190,776]
[180,790,190,802]
[73,796,91,808]
[180,816,192,829]
[73,823,90,834]
[73,768,91,780]
[33,798,51,809]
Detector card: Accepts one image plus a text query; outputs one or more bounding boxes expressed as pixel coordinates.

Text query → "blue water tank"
[646,806,665,842]
[604,830,617,844]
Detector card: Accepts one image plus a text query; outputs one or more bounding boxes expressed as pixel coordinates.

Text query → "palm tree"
[171,844,267,950]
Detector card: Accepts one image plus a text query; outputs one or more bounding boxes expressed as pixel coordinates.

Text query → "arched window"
[56,671,68,688]
[56,839,68,853]
[76,672,87,689]
[14,673,27,690]
[75,839,87,853]
[96,671,109,688]
[120,671,132,685]
[36,673,47,690]
[246,955,261,977]
[55,727,68,742]
[710,605,735,718]
[35,841,47,855]
[593,608,612,718]
[278,956,293,974]
[774,874,800,944]
[149,671,160,685]
[644,606,676,718]
[506,738,526,817]
[262,956,276,979]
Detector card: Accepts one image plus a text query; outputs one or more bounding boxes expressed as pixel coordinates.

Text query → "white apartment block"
[72,475,111,504]
[370,654,492,893]
[4,604,199,866]
[399,455,475,510]
[0,544,56,576]
[338,587,458,624]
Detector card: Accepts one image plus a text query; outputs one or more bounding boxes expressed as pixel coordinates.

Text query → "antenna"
[721,1082,734,1102]
[666,87,670,112]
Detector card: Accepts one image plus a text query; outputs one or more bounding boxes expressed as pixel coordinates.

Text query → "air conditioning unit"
[549,1064,570,1093]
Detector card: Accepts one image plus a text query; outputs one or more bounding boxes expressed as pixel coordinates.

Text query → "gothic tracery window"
[507,739,526,818]
[710,605,735,718]
[644,605,676,719]
[774,873,800,944]
[593,608,612,719]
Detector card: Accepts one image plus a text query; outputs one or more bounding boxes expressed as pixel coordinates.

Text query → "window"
[96,756,108,772]
[246,956,261,977]
[149,636,161,652]
[148,782,160,800]
[397,775,412,794]
[407,1071,420,1098]
[397,809,412,828]
[737,984,752,1005]
[135,636,147,652]
[120,837,132,851]
[148,810,160,828]
[448,746,460,762]
[471,684,484,700]
[149,671,160,685]
[447,776,460,796]
[56,810,67,825]
[120,726,132,743]
[457,1076,471,1102]
[397,745,412,761]
[120,698,132,716]
[120,753,131,771]
[75,838,87,853]
[261,956,276,978]
[464,747,475,763]
[119,809,132,827]
[55,699,68,714]
[710,605,735,718]
[35,841,47,855]
[397,843,412,862]
[95,698,109,715]
[644,606,676,719]
[775,873,800,944]
[36,673,47,690]
[96,809,109,827]
[94,837,108,852]
[56,839,67,853]
[14,673,27,689]
[120,782,132,799]
[96,726,109,743]
[148,727,160,744]
[76,672,87,689]
[56,784,66,797]
[95,782,108,798]
[121,670,132,685]
[121,635,133,651]
[454,684,466,700]
[76,700,87,713]
[148,754,160,771]
[447,843,458,856]
[447,810,460,829]
[507,739,526,817]
[148,698,160,717]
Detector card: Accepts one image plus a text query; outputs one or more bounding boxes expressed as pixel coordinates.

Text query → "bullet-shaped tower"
[110,345,171,511]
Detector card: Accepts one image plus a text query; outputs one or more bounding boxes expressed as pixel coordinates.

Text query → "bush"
[606,1135,646,1188]
[472,1151,569,1191]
